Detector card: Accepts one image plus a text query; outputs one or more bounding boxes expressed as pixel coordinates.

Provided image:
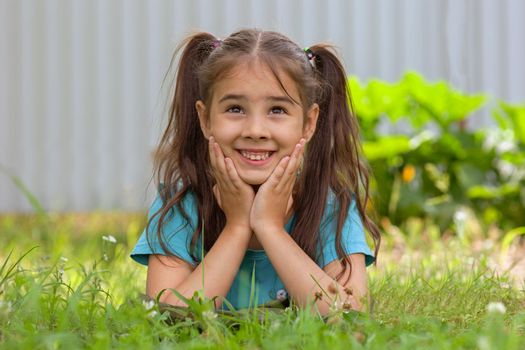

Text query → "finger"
[267,155,291,189]
[291,138,306,159]
[285,139,306,184]
[276,140,305,192]
[224,157,246,190]
[210,139,234,190]
[208,137,227,189]
[212,184,222,209]
[208,136,221,179]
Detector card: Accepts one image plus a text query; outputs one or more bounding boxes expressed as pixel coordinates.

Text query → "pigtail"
[146,29,379,286]
[150,32,222,263]
[304,45,380,284]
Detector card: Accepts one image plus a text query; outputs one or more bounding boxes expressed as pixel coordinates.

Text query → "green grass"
[0,213,524,349]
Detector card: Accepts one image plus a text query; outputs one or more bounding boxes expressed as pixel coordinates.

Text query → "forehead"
[211,60,301,103]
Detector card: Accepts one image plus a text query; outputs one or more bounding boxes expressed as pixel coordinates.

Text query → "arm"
[254,228,367,315]
[250,139,368,316]
[147,135,255,309]
[146,224,251,309]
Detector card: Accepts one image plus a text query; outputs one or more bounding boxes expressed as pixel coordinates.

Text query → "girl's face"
[196,60,319,185]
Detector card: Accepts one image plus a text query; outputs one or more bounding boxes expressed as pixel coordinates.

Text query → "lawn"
[0,212,524,349]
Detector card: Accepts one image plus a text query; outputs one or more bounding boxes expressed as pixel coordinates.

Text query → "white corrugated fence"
[0,0,524,211]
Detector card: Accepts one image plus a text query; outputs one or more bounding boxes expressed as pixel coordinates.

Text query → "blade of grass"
[0,164,47,218]
[0,246,39,289]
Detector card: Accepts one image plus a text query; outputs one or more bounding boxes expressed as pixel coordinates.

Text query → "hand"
[208,136,254,231]
[250,139,305,233]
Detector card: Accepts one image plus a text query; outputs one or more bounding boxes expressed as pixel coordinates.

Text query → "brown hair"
[149,29,380,285]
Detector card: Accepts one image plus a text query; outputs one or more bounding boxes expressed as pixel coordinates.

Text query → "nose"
[240,113,270,140]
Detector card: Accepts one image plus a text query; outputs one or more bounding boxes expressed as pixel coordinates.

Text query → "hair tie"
[211,38,222,49]
[304,47,316,68]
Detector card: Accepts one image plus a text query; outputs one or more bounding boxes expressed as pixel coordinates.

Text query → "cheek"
[211,133,237,157]
[208,120,234,142]
[276,129,303,150]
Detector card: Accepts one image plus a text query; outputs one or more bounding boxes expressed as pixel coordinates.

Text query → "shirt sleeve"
[130,191,200,267]
[317,193,375,268]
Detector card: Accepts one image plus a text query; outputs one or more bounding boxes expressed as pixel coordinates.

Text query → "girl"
[131,29,380,316]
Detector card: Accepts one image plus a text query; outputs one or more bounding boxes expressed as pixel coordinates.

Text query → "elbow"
[148,288,224,310]
[146,285,170,304]
[146,286,183,306]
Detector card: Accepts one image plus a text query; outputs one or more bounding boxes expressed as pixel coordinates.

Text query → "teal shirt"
[130,190,375,310]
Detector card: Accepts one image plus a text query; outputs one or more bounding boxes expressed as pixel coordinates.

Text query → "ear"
[303,103,319,142]
[195,100,210,139]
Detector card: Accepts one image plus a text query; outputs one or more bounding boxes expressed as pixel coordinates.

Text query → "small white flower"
[482,130,497,151]
[148,310,158,318]
[0,301,13,313]
[202,310,218,320]
[142,300,155,311]
[270,320,281,331]
[409,130,436,149]
[496,140,515,154]
[454,209,468,223]
[496,160,515,179]
[487,301,506,314]
[276,289,288,301]
[499,282,511,289]
[482,239,494,250]
[477,336,490,350]
[102,253,109,261]
[60,256,68,262]
[102,235,117,243]
[483,129,516,154]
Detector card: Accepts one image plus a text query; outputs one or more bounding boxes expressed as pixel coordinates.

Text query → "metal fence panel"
[1,0,524,211]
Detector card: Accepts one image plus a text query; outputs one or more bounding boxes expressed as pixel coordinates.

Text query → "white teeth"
[240,151,271,161]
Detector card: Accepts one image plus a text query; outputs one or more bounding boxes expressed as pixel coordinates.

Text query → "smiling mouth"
[238,150,275,161]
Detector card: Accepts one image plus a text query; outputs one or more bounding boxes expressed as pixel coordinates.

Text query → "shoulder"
[317,190,375,267]
[148,185,198,221]
[130,186,199,266]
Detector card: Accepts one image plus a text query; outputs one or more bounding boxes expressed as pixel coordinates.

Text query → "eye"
[269,106,287,115]
[226,105,244,114]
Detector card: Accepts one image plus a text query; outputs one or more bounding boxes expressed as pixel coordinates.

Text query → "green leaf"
[467,184,520,199]
[402,71,486,130]
[501,226,525,254]
[498,101,525,144]
[453,162,486,189]
[363,135,411,160]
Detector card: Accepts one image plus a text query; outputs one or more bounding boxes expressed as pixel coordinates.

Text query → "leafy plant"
[351,72,525,231]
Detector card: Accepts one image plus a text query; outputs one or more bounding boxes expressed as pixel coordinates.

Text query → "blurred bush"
[350,72,525,232]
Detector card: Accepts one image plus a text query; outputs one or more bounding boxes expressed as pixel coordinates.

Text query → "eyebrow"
[218,94,295,104]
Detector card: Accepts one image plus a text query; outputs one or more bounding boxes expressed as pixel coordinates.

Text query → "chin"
[240,173,270,186]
